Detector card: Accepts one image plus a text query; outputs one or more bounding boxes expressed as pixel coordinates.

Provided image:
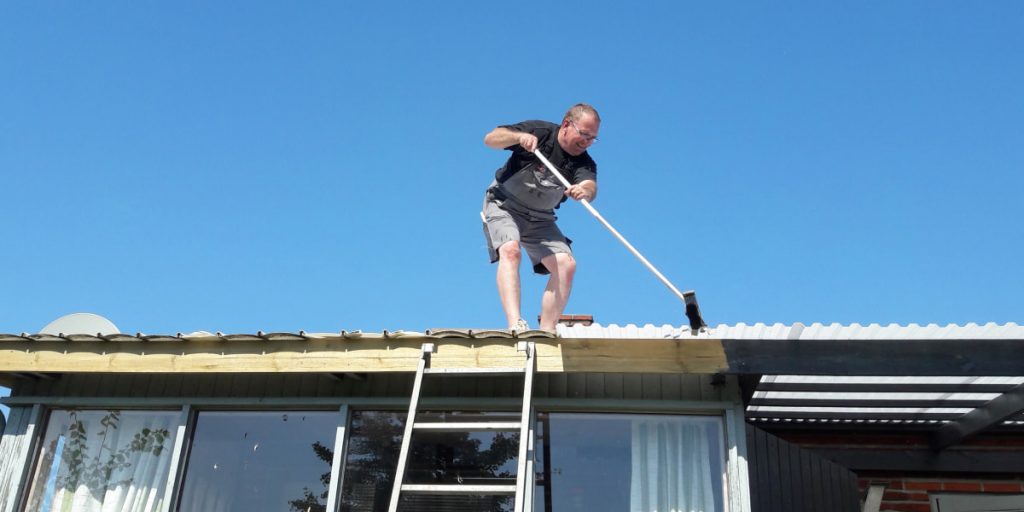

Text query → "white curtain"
[25,410,176,512]
[630,417,716,512]
[176,473,232,512]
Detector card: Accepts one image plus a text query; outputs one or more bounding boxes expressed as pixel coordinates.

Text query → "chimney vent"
[538,314,594,327]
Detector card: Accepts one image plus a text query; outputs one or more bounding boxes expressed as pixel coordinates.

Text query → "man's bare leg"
[496,241,524,329]
[539,252,576,331]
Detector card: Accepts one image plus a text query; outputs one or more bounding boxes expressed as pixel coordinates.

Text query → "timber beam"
[2,336,1024,376]
[812,447,1024,474]
[931,383,1024,451]
[0,338,729,375]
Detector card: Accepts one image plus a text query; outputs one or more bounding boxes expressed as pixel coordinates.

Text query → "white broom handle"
[532,149,689,304]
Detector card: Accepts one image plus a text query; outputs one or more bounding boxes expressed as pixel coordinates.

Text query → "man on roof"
[482,103,600,332]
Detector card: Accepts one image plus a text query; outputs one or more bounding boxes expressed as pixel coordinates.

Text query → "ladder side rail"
[387,343,434,512]
[523,405,537,512]
[513,342,536,512]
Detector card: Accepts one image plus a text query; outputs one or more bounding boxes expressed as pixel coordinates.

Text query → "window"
[176,411,338,512]
[339,410,727,512]
[24,409,178,512]
[535,413,727,512]
[340,410,519,512]
[22,408,729,512]
[338,410,401,511]
[932,493,1024,511]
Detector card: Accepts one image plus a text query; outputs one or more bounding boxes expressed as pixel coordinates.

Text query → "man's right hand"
[516,133,538,152]
[484,127,538,152]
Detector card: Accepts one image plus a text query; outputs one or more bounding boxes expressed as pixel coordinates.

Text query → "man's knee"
[497,240,522,264]
[545,252,575,278]
[556,252,576,277]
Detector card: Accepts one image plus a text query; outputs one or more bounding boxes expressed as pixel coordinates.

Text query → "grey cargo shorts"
[482,193,572,275]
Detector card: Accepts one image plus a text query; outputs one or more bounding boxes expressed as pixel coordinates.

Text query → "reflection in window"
[339,411,401,511]
[340,411,518,512]
[24,409,178,512]
[536,413,726,512]
[177,411,337,512]
[339,411,726,511]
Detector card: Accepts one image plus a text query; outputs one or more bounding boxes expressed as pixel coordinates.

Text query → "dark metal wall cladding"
[746,425,860,512]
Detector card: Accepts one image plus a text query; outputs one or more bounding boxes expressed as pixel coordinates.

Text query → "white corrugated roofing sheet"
[4,321,1021,341]
[557,321,1024,339]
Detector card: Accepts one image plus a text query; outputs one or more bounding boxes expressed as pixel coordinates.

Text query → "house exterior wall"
[766,429,1024,512]
[745,426,860,512]
[856,476,1024,512]
[5,372,730,404]
[0,406,41,512]
[0,372,751,512]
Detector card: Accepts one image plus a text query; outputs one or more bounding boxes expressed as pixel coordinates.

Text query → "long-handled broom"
[533,149,706,331]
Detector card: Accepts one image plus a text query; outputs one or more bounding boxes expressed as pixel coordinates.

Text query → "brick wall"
[858,476,1024,512]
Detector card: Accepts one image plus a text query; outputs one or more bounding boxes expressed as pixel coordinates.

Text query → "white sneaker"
[512,318,530,331]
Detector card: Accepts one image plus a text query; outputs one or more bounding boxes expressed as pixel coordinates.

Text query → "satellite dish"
[40,313,120,336]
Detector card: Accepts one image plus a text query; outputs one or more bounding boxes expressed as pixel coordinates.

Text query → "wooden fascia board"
[0,337,729,375]
[5,336,1024,377]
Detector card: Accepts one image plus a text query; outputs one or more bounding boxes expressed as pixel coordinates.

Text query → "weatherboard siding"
[0,405,42,512]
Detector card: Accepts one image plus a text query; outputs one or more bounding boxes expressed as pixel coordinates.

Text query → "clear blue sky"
[3,1,1022,338]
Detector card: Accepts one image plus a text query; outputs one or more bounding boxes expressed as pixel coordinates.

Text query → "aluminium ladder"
[387,342,537,512]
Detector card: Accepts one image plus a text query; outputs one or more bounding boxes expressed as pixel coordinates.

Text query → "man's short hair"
[562,103,601,124]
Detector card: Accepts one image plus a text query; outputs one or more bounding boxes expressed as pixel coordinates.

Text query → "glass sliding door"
[19,406,732,511]
[536,413,727,512]
[340,410,519,512]
[24,409,179,512]
[176,411,338,512]
[338,410,402,511]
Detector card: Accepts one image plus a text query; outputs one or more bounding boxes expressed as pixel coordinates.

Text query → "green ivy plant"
[55,410,171,505]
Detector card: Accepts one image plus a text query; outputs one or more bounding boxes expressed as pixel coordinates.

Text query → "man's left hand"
[565,184,592,202]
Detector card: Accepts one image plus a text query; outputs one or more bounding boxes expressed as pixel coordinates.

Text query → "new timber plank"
[0,338,728,375]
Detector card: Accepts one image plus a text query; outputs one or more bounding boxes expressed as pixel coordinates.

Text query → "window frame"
[17,405,187,512]
[10,397,750,512]
[931,492,1024,512]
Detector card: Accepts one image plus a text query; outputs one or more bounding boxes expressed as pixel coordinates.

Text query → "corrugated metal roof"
[3,321,1021,341]
[559,321,1024,340]
[4,321,1024,431]
[0,328,557,342]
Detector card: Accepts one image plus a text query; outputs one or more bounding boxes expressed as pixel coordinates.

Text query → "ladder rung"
[389,342,536,512]
[413,421,521,431]
[424,367,527,375]
[401,484,517,495]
